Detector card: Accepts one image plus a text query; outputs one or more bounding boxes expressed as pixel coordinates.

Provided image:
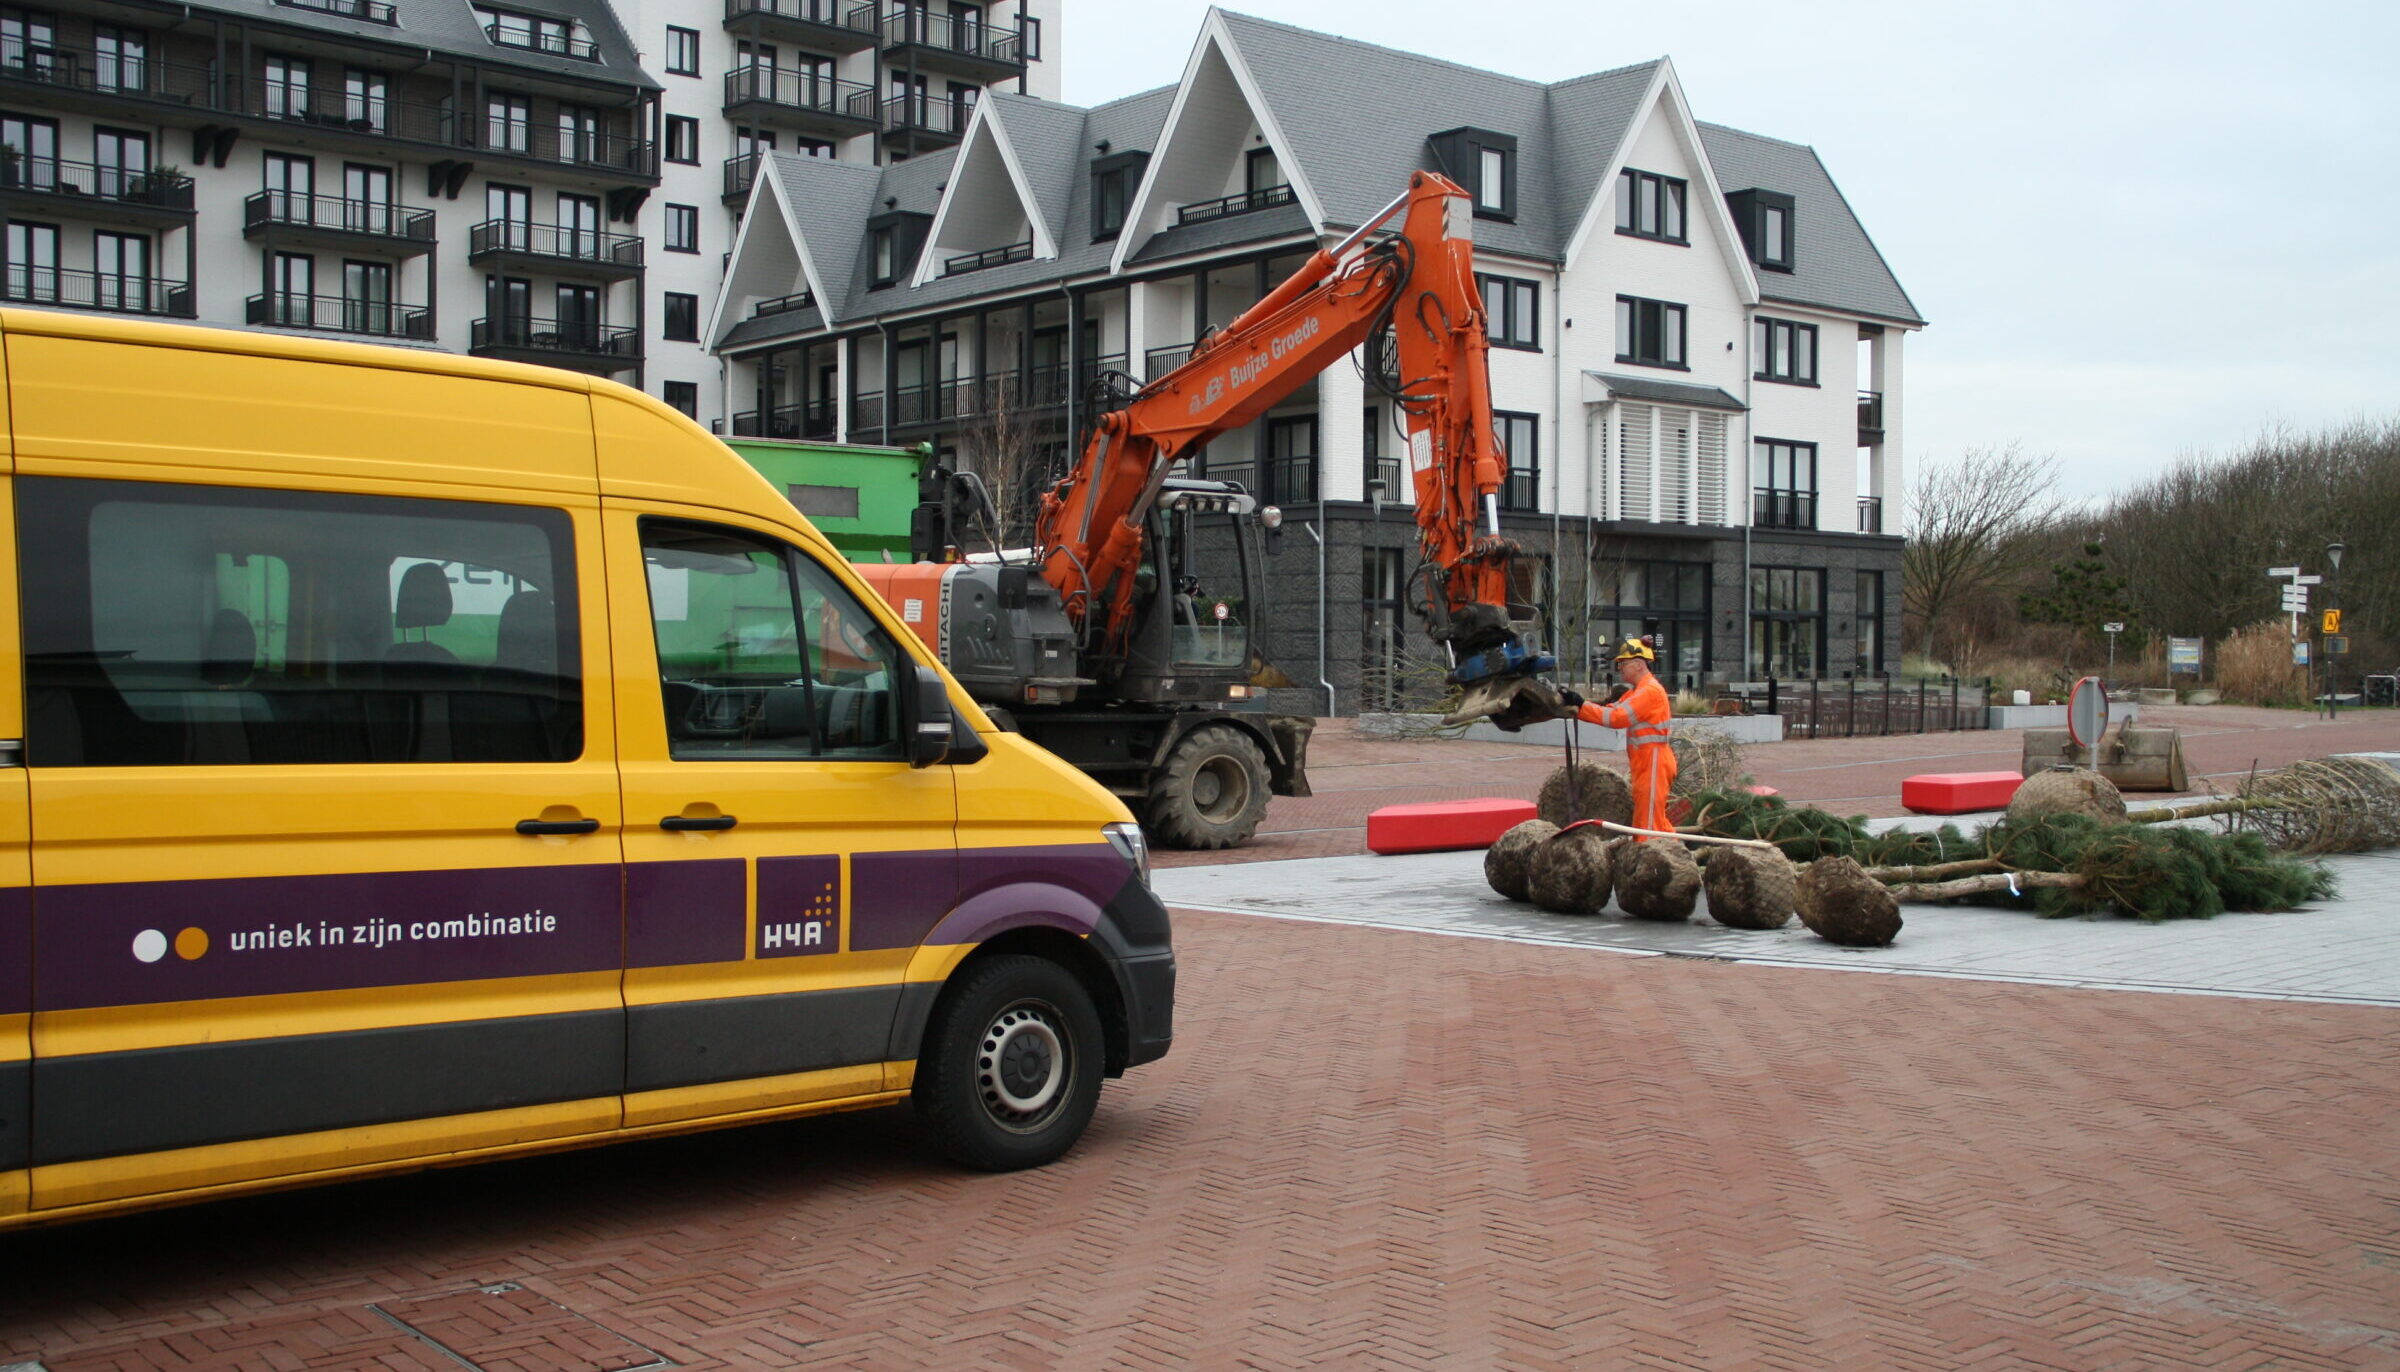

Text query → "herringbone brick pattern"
[5,912,2396,1368]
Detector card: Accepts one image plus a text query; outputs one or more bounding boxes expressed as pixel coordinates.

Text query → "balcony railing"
[1502,469,1539,512]
[1366,456,1405,504]
[3,266,192,316]
[880,9,1023,64]
[484,23,599,62]
[882,93,965,138]
[724,65,877,121]
[1176,184,1296,227]
[850,390,884,430]
[471,316,640,359]
[243,191,434,240]
[724,150,763,200]
[1858,496,1883,534]
[468,218,643,268]
[0,155,195,209]
[1858,389,1884,443]
[731,399,837,440]
[723,0,877,40]
[1144,342,1193,378]
[273,0,397,24]
[751,289,814,318]
[941,241,1031,276]
[1752,487,1817,530]
[245,291,431,339]
[1263,455,1318,506]
[0,50,654,178]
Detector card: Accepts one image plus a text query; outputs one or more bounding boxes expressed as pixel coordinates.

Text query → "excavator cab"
[1111,480,1265,704]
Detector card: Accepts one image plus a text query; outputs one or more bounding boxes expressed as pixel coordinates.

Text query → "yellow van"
[0,309,1172,1229]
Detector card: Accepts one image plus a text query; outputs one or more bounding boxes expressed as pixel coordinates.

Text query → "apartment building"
[709,10,1924,708]
[0,0,1056,419]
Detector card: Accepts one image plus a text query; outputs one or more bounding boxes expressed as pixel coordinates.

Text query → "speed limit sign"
[1212,600,1230,622]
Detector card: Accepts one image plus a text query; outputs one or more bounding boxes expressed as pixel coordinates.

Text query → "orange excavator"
[858,171,1558,848]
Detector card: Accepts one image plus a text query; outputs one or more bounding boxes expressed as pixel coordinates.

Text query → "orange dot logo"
[174,927,209,960]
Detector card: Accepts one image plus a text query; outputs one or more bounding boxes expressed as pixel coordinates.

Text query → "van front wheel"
[915,954,1105,1171]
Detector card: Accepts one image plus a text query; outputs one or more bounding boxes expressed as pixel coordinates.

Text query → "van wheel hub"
[979,1003,1066,1123]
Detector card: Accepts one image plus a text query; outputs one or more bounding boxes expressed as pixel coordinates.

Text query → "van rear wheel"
[915,955,1105,1171]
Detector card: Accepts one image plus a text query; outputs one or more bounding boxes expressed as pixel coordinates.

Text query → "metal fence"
[1734,676,1992,738]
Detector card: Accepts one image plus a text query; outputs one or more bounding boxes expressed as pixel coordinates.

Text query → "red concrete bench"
[1367,798,1540,855]
[1901,771,2023,815]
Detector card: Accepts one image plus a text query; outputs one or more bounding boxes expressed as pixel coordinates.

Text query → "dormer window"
[1614,169,1686,244]
[476,6,596,61]
[1429,126,1516,221]
[865,208,931,288]
[1089,148,1147,241]
[1726,188,1797,272]
[870,228,896,285]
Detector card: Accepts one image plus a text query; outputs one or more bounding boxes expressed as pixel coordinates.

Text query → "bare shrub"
[2215,620,2308,707]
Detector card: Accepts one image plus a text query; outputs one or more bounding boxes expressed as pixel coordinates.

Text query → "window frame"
[662,291,699,342]
[1614,294,1688,370]
[663,24,699,76]
[1476,272,1539,351]
[664,114,699,165]
[1613,168,1688,244]
[664,202,699,253]
[1752,316,1819,386]
[663,380,698,419]
[1749,437,1819,530]
[1494,410,1539,512]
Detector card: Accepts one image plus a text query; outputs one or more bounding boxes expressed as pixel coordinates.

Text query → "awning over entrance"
[1581,372,1747,412]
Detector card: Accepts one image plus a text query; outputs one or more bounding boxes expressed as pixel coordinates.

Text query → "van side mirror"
[908,664,953,768]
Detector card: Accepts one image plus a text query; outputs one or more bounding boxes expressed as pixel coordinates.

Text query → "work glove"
[1554,688,1584,711]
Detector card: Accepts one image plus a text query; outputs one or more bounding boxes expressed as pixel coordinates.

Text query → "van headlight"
[1103,822,1150,887]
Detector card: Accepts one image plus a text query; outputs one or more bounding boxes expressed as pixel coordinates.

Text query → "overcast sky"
[1060,0,2400,508]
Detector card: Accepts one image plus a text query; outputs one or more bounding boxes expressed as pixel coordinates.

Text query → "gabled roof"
[1698,123,1926,328]
[911,97,1066,286]
[708,152,882,347]
[187,0,658,92]
[984,92,1090,253]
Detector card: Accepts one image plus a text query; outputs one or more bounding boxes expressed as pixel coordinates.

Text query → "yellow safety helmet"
[1612,637,1657,663]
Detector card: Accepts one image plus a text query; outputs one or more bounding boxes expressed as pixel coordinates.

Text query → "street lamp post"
[2327,541,2346,719]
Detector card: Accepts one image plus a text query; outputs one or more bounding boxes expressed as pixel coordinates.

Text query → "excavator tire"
[1146,724,1271,849]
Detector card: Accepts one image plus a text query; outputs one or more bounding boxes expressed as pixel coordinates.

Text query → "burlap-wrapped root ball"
[2007,767,2128,824]
[1795,855,1903,947]
[1528,825,1614,914]
[1538,762,1633,828]
[1484,818,1559,902]
[1702,844,1799,930]
[1613,838,1702,922]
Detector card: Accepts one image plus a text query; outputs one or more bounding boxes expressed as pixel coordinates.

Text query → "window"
[663,291,699,342]
[1246,146,1283,196]
[1855,569,1884,678]
[1762,204,1789,265]
[344,67,387,132]
[1020,14,1040,59]
[264,54,311,121]
[4,220,58,302]
[1593,560,1711,683]
[344,164,393,233]
[1728,188,1796,271]
[557,192,599,256]
[486,93,531,154]
[1477,273,1538,350]
[1748,566,1824,679]
[555,282,600,347]
[1094,166,1127,238]
[1615,295,1686,369]
[486,182,531,250]
[665,203,698,252]
[664,24,698,75]
[665,115,699,164]
[1430,127,1516,222]
[1360,546,1404,710]
[263,152,313,218]
[663,381,697,418]
[1614,169,1687,243]
[0,7,56,79]
[1750,438,1817,530]
[1265,414,1316,505]
[94,25,145,93]
[639,520,906,761]
[556,104,601,165]
[342,258,393,335]
[271,251,314,324]
[1495,411,1538,512]
[869,226,896,286]
[20,477,582,766]
[93,230,148,311]
[1753,317,1818,384]
[92,127,148,197]
[1364,406,1403,504]
[1477,147,1507,212]
[1,112,56,191]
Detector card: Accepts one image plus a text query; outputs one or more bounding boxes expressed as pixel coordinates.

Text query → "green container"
[722,437,923,562]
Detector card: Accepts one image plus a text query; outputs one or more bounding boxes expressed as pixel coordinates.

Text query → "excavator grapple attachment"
[1444,672,1564,732]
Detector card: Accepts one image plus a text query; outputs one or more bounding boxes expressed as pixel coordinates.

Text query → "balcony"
[1857,496,1883,535]
[483,22,599,63]
[272,0,398,24]
[470,316,640,373]
[940,240,1030,277]
[752,289,814,317]
[731,399,837,440]
[1858,389,1884,445]
[1262,456,1318,506]
[1143,341,1193,378]
[723,65,877,138]
[0,50,655,183]
[1502,469,1539,513]
[0,155,194,224]
[1751,487,1817,530]
[245,292,432,340]
[1367,455,1403,504]
[850,390,884,431]
[880,9,1025,81]
[242,192,435,255]
[724,150,764,203]
[1176,184,1296,227]
[723,0,878,53]
[468,219,644,280]
[880,93,967,148]
[2,266,193,317]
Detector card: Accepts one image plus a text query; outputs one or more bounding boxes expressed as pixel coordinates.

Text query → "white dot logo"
[132,929,168,963]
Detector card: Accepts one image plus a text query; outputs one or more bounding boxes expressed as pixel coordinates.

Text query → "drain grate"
[370,1283,672,1372]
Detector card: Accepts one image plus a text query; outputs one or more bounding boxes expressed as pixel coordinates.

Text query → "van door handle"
[660,814,738,832]
[516,818,601,836]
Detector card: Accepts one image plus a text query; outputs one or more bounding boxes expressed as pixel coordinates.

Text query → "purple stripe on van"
[848,849,956,952]
[0,887,29,1016]
[34,865,622,1012]
[756,855,840,958]
[627,859,747,967]
[958,844,1128,909]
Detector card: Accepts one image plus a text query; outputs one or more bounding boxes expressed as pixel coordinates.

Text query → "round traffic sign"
[2067,675,2108,749]
[1212,600,1230,622]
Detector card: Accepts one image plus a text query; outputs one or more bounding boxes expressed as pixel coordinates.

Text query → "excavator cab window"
[1157,500,1251,671]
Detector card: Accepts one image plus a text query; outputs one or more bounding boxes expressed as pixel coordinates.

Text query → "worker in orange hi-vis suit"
[1553,639,1678,838]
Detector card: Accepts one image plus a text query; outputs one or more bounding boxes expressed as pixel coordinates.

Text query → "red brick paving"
[1156,703,2400,868]
[4,912,2397,1368]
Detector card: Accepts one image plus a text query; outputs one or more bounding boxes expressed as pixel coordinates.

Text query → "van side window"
[18,477,582,766]
[641,519,905,761]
